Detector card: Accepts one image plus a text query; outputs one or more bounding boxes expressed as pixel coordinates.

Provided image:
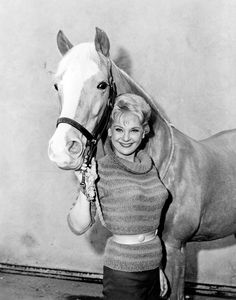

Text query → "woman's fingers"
[159,269,168,297]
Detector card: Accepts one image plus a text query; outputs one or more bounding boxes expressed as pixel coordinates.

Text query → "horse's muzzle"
[48,138,84,170]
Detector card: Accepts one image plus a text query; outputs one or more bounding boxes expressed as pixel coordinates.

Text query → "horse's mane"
[112,61,171,124]
[111,61,174,180]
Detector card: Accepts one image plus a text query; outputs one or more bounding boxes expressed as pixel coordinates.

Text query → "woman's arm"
[67,158,97,235]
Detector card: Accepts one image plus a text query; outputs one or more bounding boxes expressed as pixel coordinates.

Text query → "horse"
[48,28,236,299]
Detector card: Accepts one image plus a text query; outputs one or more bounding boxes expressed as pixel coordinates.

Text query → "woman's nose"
[123,131,130,141]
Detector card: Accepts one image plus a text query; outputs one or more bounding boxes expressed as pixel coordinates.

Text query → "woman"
[68,93,169,299]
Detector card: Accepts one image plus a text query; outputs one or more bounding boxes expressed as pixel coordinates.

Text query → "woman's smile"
[119,142,133,147]
[108,112,145,162]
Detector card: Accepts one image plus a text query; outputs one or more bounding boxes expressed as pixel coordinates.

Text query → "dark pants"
[103,266,160,300]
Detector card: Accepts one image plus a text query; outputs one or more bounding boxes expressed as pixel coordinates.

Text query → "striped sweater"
[95,140,168,272]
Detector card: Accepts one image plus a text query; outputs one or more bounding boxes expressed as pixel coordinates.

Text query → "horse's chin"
[53,158,83,171]
[58,165,79,171]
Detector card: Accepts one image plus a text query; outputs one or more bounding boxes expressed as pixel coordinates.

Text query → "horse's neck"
[112,63,174,180]
[112,63,170,121]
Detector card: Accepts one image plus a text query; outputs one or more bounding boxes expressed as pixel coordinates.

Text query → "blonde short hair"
[110,93,151,129]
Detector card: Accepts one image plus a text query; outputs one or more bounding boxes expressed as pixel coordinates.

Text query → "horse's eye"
[54,84,58,91]
[97,82,108,90]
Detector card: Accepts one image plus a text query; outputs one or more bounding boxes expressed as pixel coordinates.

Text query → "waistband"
[112,230,158,245]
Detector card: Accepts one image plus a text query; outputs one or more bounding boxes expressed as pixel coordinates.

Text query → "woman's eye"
[115,128,122,132]
[54,83,58,91]
[97,82,108,90]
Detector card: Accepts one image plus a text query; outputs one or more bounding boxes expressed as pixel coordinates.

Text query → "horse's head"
[48,28,116,170]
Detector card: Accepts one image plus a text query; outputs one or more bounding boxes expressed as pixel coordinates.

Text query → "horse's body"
[159,127,236,243]
[48,28,236,299]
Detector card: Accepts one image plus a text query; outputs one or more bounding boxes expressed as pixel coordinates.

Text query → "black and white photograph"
[0,1,236,299]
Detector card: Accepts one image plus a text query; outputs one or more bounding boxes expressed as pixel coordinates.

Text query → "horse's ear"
[57,30,73,55]
[94,27,110,57]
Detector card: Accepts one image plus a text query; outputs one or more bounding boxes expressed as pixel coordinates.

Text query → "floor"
[0,272,102,300]
[0,272,233,300]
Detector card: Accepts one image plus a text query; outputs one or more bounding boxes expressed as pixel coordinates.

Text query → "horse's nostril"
[67,140,82,155]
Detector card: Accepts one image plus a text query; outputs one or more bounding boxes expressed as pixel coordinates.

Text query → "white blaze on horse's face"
[48,43,110,170]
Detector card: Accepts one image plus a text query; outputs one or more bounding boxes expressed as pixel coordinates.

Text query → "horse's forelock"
[55,42,100,79]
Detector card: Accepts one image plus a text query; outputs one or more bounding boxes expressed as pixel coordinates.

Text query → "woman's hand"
[75,158,98,201]
[159,268,168,298]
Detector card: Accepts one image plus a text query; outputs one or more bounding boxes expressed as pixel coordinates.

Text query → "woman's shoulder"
[138,150,162,176]
[97,153,109,164]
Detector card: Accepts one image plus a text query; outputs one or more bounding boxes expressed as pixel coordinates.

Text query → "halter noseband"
[56,67,117,168]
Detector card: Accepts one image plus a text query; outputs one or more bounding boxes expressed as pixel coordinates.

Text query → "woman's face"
[108,112,145,162]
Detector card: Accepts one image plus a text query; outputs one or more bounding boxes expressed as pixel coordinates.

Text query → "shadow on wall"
[113,47,132,76]
[87,218,112,255]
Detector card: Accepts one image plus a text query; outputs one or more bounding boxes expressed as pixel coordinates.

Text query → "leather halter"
[56,67,117,169]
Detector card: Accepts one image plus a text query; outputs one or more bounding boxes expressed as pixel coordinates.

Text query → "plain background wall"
[0,0,235,286]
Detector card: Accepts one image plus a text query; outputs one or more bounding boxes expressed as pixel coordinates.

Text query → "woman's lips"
[119,142,133,147]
